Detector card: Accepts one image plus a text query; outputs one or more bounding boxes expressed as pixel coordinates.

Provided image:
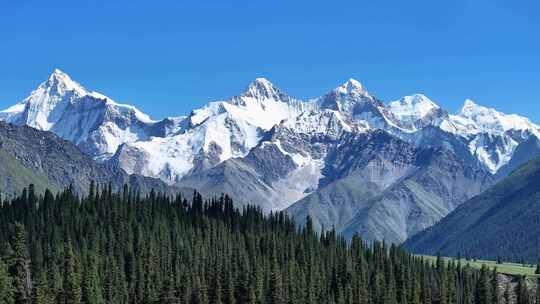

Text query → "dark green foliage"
[491,268,500,304]
[0,257,14,304]
[60,243,81,304]
[0,184,519,304]
[33,269,53,304]
[11,223,31,304]
[475,265,491,304]
[517,276,530,304]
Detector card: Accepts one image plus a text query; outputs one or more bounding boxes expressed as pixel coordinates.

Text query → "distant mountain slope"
[0,121,183,198]
[0,149,60,198]
[403,155,540,262]
[286,131,493,244]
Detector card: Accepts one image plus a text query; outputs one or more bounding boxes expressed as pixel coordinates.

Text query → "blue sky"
[1,0,539,120]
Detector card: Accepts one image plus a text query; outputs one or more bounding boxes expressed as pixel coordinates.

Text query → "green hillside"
[0,149,59,198]
[404,155,540,262]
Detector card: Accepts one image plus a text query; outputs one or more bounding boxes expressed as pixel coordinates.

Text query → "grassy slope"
[404,156,540,262]
[418,255,537,277]
[0,149,60,198]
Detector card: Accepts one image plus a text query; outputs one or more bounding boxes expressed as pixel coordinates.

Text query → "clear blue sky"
[1,0,539,120]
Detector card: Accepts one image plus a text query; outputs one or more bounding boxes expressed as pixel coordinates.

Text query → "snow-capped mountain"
[454,99,540,136]
[2,69,540,242]
[0,69,162,159]
[3,69,539,184]
[111,78,316,183]
[3,69,539,185]
[433,100,540,173]
[387,94,445,131]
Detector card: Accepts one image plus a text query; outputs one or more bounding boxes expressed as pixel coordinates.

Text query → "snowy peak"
[42,69,89,98]
[241,77,288,101]
[456,99,540,135]
[318,78,378,114]
[388,94,440,121]
[10,69,97,130]
[459,99,480,115]
[335,78,368,96]
[0,69,160,158]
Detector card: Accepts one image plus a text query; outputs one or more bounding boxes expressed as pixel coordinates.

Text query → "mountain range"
[2,69,540,243]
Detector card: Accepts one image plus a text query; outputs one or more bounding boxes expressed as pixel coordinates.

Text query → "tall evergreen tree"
[491,268,499,304]
[535,277,540,304]
[81,253,102,304]
[33,270,53,304]
[267,254,284,304]
[61,243,81,304]
[475,265,490,304]
[0,257,14,304]
[516,276,529,304]
[11,223,31,304]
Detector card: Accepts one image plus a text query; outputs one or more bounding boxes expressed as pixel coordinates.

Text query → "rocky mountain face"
[0,121,184,198]
[2,69,540,243]
[286,131,493,244]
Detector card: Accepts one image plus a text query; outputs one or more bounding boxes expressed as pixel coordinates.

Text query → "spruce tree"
[267,254,283,304]
[436,255,447,304]
[536,277,540,304]
[81,253,103,304]
[33,270,53,304]
[61,242,81,304]
[491,268,499,304]
[516,276,529,304]
[0,257,14,304]
[475,265,491,304]
[158,277,177,304]
[11,223,31,304]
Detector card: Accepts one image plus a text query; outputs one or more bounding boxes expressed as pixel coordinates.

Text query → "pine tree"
[475,265,491,304]
[0,257,14,304]
[61,242,81,304]
[221,265,235,304]
[536,277,540,304]
[491,268,499,304]
[235,255,254,304]
[81,253,103,304]
[33,270,53,304]
[516,276,529,304]
[11,223,31,304]
[190,275,207,304]
[383,263,397,304]
[158,277,177,304]
[207,262,223,304]
[267,254,283,304]
[436,254,447,304]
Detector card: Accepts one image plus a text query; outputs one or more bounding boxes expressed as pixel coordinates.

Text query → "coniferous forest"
[0,184,534,304]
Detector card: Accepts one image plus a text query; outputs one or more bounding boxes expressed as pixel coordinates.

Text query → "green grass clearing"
[416,255,538,277]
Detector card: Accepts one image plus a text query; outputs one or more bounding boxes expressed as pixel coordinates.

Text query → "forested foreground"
[0,184,536,304]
